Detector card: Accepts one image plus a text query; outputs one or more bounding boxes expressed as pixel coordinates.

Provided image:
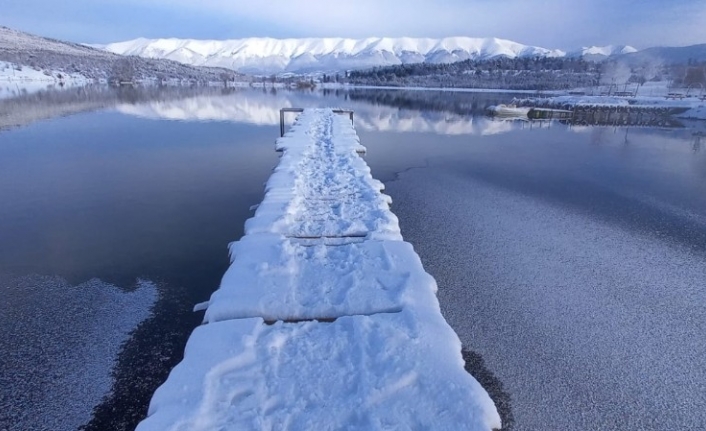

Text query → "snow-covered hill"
[617,44,706,66]
[0,26,241,83]
[569,45,638,61]
[0,26,111,57]
[98,36,568,74]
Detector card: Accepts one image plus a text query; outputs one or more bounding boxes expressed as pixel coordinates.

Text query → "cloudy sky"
[3,0,705,49]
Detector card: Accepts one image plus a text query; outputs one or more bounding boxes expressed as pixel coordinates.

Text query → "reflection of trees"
[693,133,704,153]
[344,89,522,116]
[590,127,608,146]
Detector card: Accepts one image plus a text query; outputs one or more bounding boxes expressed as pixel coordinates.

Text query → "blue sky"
[3,0,706,49]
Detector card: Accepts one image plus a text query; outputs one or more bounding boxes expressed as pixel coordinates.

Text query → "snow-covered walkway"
[135,109,501,431]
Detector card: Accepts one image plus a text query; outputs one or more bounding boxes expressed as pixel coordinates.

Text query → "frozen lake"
[1,87,705,430]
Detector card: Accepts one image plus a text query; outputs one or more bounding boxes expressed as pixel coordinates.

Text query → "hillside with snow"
[0,26,240,84]
[569,45,638,61]
[98,36,570,74]
[618,43,706,66]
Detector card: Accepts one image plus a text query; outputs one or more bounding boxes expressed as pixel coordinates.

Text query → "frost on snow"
[135,109,501,431]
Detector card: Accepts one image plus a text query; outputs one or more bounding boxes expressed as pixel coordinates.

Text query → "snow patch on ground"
[0,275,157,431]
[0,61,90,99]
[0,60,90,84]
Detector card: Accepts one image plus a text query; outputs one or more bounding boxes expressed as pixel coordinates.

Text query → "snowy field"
[0,276,157,431]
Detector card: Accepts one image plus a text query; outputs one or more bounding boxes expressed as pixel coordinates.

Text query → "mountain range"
[96,37,638,75]
[2,26,705,80]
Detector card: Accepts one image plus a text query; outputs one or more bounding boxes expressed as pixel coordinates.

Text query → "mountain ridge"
[98,36,612,74]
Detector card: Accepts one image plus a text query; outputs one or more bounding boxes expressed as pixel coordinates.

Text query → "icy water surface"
[1,86,705,430]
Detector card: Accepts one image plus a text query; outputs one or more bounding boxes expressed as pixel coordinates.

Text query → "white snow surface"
[138,311,499,431]
[205,234,438,323]
[569,45,637,58]
[136,109,501,431]
[0,60,90,87]
[99,36,566,74]
[243,113,400,240]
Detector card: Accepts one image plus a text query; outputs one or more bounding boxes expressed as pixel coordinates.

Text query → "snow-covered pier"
[135,109,500,431]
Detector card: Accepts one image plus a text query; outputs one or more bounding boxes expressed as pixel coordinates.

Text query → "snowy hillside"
[569,45,638,61]
[0,26,240,83]
[0,26,111,57]
[617,44,706,66]
[99,36,567,74]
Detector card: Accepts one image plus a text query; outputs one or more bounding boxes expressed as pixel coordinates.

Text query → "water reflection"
[4,86,706,138]
[2,84,706,431]
[0,86,232,131]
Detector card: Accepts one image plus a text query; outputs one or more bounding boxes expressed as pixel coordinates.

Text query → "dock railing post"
[280,109,285,137]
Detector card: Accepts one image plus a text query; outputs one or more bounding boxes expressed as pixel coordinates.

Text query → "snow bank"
[135,109,501,431]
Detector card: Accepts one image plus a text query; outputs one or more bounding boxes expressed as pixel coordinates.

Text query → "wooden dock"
[135,109,501,431]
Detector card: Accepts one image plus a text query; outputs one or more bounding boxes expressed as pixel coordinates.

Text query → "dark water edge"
[79,280,199,431]
[463,349,515,431]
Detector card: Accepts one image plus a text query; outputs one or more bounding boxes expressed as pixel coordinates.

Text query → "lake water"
[1,86,705,431]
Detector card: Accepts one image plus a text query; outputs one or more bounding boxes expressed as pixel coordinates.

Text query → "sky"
[2,0,706,49]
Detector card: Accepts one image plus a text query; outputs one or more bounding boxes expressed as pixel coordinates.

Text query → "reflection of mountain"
[0,86,222,130]
[7,86,706,137]
[115,90,529,136]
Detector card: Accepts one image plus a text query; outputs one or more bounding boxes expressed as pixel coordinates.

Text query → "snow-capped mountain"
[98,37,567,74]
[569,45,638,61]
